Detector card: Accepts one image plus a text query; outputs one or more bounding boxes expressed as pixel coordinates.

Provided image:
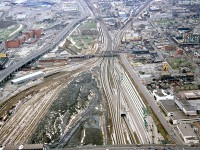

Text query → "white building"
[13,0,27,4]
[177,124,199,144]
[153,89,174,101]
[11,71,44,85]
[175,99,197,116]
[15,14,26,21]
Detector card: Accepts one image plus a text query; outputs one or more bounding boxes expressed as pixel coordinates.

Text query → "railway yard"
[0,0,200,149]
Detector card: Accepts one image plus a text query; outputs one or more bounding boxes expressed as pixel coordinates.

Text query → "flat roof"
[184,104,195,111]
[176,99,196,111]
[180,90,200,100]
[183,90,200,99]
[172,111,199,120]
[159,100,178,113]
[177,124,197,137]
[11,71,44,83]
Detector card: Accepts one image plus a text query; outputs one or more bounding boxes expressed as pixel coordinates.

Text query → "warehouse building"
[159,100,178,116]
[177,124,199,144]
[175,99,197,116]
[170,111,200,124]
[5,40,20,48]
[5,29,42,48]
[11,71,44,85]
[118,12,127,18]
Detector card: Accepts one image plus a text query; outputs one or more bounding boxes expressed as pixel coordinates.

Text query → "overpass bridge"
[0,13,89,85]
[68,52,118,59]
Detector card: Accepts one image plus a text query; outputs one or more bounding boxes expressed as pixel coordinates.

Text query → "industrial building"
[177,124,199,144]
[164,45,177,51]
[159,100,179,116]
[5,29,42,48]
[118,11,127,18]
[170,111,200,124]
[11,71,44,85]
[181,90,200,100]
[132,49,149,55]
[175,98,198,116]
[5,40,21,48]
[160,72,194,82]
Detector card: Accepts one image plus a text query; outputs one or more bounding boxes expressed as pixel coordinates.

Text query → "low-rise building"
[11,71,44,85]
[175,99,197,116]
[118,11,127,18]
[177,124,199,144]
[152,89,174,101]
[170,111,200,124]
[159,100,178,116]
[180,90,200,100]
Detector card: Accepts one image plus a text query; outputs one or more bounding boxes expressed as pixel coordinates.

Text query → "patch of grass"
[0,24,24,41]
[155,19,174,27]
[167,58,195,70]
[107,115,113,144]
[32,23,47,30]
[70,35,96,51]
[80,22,97,30]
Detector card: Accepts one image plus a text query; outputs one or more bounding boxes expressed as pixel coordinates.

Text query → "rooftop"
[177,124,197,137]
[159,100,179,113]
[180,90,200,100]
[175,98,197,112]
[153,89,174,101]
[11,71,44,83]
[172,111,199,120]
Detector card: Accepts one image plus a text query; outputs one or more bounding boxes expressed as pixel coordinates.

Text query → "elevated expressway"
[0,0,90,85]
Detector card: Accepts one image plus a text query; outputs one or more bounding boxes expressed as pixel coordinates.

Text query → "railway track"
[121,116,136,144]
[0,80,66,145]
[0,0,106,146]
[0,57,103,145]
[0,0,155,146]
[100,58,126,145]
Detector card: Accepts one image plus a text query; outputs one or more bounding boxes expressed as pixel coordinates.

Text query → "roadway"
[90,0,158,145]
[63,144,200,150]
[107,0,155,144]
[0,0,90,85]
[120,53,183,144]
[109,0,183,144]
